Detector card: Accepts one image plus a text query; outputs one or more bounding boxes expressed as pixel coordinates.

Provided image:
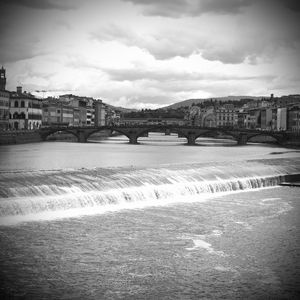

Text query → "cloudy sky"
[1,0,300,108]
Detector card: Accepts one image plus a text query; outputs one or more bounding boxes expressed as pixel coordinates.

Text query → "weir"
[0,160,299,225]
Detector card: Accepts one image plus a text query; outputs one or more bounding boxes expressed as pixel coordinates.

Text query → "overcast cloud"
[0,0,299,108]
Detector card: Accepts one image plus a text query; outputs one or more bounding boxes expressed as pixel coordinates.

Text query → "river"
[0,133,300,299]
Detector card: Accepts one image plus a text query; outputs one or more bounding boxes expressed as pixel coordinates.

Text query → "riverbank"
[0,130,42,145]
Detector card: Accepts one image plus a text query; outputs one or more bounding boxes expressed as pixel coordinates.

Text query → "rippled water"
[0,133,300,299]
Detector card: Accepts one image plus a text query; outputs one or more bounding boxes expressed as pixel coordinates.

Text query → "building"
[277,107,287,131]
[200,108,216,127]
[42,98,74,126]
[216,107,237,127]
[260,108,273,130]
[287,105,300,133]
[0,66,7,91]
[94,100,106,126]
[9,87,42,130]
[105,107,120,125]
[0,67,9,130]
[59,94,87,126]
[86,98,95,126]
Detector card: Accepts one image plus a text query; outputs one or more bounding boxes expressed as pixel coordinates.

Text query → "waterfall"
[0,160,299,225]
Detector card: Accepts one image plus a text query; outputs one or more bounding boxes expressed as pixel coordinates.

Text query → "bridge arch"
[86,127,132,143]
[41,129,79,141]
[246,133,282,144]
[135,126,188,142]
[194,129,239,143]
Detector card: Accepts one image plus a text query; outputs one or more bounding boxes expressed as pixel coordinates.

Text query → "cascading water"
[0,159,299,225]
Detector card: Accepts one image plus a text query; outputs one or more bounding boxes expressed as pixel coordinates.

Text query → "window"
[14,101,19,108]
[21,101,25,108]
[57,110,61,113]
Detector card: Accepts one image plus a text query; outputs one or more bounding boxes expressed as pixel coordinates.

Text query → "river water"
[0,133,300,299]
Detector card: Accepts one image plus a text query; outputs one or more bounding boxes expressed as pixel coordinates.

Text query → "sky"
[1,0,300,109]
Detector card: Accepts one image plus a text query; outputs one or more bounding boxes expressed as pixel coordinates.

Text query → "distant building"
[0,67,9,130]
[59,94,87,126]
[287,105,300,133]
[9,86,42,130]
[237,111,248,128]
[105,107,120,125]
[0,66,7,91]
[277,107,287,131]
[260,108,273,130]
[216,107,237,127]
[94,100,106,126]
[187,106,201,126]
[42,98,74,126]
[86,98,95,126]
[201,108,216,127]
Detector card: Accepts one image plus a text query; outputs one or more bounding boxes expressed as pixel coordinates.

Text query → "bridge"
[39,125,292,145]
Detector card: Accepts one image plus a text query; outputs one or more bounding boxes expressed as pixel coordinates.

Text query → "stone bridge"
[39,125,291,145]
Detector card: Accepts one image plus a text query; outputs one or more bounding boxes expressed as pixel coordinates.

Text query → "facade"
[0,67,9,130]
[201,108,216,127]
[94,100,106,126]
[287,105,300,133]
[260,108,273,130]
[59,94,87,126]
[277,107,287,131]
[42,98,74,126]
[86,98,95,126]
[105,107,120,125]
[0,66,6,91]
[9,87,42,130]
[215,107,237,127]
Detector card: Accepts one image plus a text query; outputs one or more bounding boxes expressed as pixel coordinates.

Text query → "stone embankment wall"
[0,131,42,145]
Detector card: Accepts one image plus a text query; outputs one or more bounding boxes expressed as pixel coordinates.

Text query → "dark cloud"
[122,0,300,18]
[103,67,275,83]
[278,0,300,12]
[2,0,75,10]
[122,0,252,17]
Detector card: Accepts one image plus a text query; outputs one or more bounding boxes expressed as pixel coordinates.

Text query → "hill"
[105,103,137,113]
[163,96,262,110]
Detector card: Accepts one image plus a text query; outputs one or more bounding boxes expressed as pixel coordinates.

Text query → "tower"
[0,66,6,91]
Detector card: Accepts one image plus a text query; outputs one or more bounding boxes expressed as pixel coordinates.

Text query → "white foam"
[261,197,281,202]
[186,239,212,251]
[211,229,223,236]
[185,237,225,256]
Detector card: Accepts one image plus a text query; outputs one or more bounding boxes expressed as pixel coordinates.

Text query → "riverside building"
[42,98,74,126]
[0,67,9,130]
[9,86,42,130]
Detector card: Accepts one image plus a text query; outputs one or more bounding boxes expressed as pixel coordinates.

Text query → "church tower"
[0,66,6,91]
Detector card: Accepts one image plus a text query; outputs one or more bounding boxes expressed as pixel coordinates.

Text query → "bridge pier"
[129,136,138,144]
[187,133,196,145]
[237,134,248,145]
[78,131,87,143]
